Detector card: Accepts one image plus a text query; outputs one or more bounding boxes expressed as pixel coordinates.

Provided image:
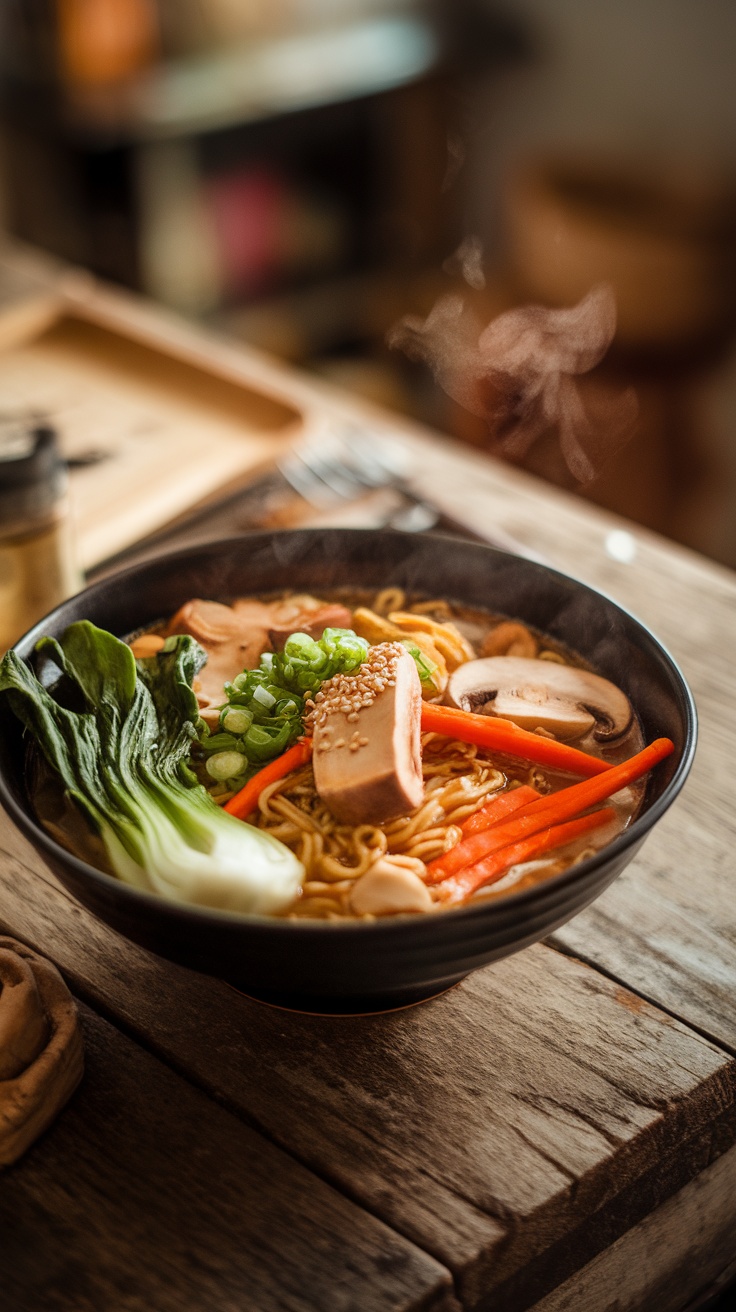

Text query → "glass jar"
[0,420,82,652]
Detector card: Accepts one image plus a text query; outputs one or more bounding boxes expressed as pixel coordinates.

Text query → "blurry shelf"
[1,7,520,338]
[220,264,449,363]
[0,15,440,147]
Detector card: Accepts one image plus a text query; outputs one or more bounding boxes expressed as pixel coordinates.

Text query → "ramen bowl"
[0,529,696,1013]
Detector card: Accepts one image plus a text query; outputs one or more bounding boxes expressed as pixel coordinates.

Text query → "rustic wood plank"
[2,1000,458,1312]
[526,1140,736,1312]
[1,819,734,1312]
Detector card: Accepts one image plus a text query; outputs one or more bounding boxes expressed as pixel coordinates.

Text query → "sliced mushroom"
[164,595,352,707]
[165,599,273,705]
[446,656,633,744]
[265,597,353,650]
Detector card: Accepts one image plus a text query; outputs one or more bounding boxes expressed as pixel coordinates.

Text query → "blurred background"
[2,0,736,566]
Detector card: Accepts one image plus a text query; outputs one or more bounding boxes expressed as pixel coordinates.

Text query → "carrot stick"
[426,737,674,884]
[421,703,612,778]
[461,784,541,836]
[224,738,313,820]
[439,807,617,904]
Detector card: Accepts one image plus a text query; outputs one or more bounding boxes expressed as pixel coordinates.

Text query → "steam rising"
[443,236,486,290]
[442,131,466,193]
[388,283,637,483]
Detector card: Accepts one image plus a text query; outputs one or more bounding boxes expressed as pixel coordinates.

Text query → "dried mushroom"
[481,621,538,659]
[352,608,448,697]
[0,937,84,1168]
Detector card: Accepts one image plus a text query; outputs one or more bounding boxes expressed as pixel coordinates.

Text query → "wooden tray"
[0,292,301,569]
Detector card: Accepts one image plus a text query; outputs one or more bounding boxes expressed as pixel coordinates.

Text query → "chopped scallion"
[206,750,248,781]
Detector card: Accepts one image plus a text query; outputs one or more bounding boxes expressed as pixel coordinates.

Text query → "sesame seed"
[304,642,404,734]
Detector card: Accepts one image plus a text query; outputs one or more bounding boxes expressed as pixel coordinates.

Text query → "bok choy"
[0,622,304,915]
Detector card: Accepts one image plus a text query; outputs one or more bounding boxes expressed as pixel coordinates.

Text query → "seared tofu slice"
[266,599,353,650]
[164,594,352,706]
[164,599,273,706]
[311,643,424,825]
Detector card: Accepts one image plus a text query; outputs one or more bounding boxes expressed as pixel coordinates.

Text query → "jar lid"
[0,420,67,527]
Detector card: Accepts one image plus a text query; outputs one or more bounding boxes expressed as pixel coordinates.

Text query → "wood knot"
[0,937,84,1168]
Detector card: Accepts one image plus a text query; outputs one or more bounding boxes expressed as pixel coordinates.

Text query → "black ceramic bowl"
[0,530,696,1013]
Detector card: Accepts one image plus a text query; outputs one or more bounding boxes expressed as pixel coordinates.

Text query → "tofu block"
[312,644,424,826]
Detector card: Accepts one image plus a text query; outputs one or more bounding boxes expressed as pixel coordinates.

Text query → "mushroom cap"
[446,656,633,743]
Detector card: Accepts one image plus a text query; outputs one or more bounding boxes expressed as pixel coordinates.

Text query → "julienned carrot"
[421,704,612,778]
[438,807,617,904]
[426,737,674,885]
[225,738,313,820]
[461,784,541,836]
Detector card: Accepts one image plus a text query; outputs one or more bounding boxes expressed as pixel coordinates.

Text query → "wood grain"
[526,1140,736,1312]
[0,295,301,569]
[1,820,734,1311]
[1,1002,457,1312]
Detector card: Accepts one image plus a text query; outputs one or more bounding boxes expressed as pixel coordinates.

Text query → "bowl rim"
[0,527,698,937]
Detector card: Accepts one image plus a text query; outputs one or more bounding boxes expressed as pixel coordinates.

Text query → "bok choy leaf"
[0,622,304,915]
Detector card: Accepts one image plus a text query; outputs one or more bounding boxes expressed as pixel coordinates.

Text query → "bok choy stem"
[0,623,304,915]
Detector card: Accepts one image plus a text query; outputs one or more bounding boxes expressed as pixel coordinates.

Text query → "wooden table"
[1,255,736,1312]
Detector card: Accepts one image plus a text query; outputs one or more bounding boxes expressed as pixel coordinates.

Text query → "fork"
[277,429,444,532]
[100,423,539,573]
[278,426,543,556]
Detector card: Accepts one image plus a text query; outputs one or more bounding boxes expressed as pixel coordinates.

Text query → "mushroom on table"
[0,938,84,1168]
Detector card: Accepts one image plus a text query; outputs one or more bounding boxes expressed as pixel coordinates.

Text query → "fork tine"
[340,429,414,484]
[299,449,364,499]
[278,427,413,512]
[279,451,339,509]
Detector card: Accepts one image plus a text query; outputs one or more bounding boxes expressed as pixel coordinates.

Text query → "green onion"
[202,732,240,754]
[212,625,370,779]
[252,684,276,709]
[221,706,252,734]
[206,750,248,782]
[402,640,439,690]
